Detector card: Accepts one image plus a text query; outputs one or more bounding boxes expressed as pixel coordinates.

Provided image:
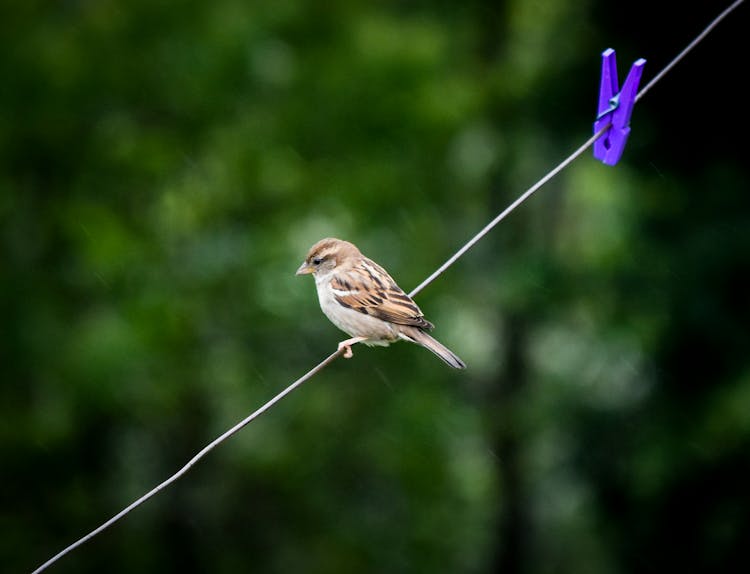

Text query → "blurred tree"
[1,1,747,573]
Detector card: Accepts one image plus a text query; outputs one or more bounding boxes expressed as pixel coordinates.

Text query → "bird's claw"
[337,337,366,359]
[340,344,354,359]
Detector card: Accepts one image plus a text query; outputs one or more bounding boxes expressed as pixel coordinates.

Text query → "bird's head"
[296,237,360,277]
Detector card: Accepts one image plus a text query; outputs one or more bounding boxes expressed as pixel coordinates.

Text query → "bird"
[296,237,466,369]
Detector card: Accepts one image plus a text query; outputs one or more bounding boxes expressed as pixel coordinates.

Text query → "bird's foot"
[337,337,367,359]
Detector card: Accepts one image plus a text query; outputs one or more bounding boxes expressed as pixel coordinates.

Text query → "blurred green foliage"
[2,1,747,573]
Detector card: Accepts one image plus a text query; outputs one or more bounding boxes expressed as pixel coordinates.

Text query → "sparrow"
[296,238,466,369]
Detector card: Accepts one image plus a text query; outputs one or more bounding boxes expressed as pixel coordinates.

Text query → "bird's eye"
[312,257,322,266]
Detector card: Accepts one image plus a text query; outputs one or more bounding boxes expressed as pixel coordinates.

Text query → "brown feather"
[331,258,434,330]
[399,326,466,369]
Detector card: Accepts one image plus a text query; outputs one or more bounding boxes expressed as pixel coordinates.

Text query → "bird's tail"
[401,328,467,369]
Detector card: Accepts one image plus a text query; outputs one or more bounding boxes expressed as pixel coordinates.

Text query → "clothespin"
[594,48,646,165]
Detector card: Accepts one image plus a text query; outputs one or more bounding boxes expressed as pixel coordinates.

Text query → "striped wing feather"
[331,259,434,330]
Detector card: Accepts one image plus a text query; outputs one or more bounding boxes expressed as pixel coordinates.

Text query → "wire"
[409,128,606,298]
[635,0,744,103]
[31,349,344,574]
[412,0,745,297]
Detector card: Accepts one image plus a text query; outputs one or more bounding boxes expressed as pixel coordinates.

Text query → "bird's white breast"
[313,271,396,344]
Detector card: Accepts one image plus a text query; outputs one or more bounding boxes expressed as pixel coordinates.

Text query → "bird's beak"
[296,261,314,276]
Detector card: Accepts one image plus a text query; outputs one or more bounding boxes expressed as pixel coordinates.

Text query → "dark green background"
[3,1,748,572]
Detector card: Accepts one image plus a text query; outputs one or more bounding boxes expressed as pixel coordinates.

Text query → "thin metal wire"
[409,128,605,298]
[411,0,745,297]
[636,0,744,103]
[31,1,745,572]
[31,349,344,574]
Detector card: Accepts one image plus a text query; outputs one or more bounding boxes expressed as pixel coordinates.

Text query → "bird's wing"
[331,259,434,330]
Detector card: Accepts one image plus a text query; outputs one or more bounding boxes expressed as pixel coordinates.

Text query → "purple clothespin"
[594,48,646,165]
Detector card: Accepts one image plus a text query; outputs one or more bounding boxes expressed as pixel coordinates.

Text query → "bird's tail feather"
[401,328,467,369]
